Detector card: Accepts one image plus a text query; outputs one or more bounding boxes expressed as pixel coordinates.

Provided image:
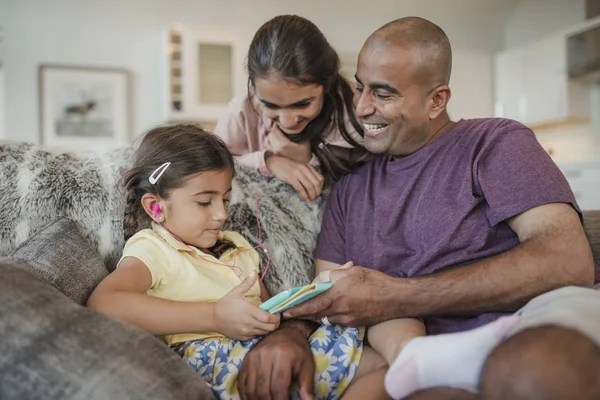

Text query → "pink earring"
[152,203,162,221]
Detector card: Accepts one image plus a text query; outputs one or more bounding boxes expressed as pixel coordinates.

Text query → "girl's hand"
[214,272,281,341]
[265,155,324,202]
[266,125,312,164]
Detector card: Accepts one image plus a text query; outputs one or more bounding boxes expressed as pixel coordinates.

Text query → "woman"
[214,15,371,202]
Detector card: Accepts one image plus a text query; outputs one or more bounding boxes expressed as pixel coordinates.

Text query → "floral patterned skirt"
[174,325,364,400]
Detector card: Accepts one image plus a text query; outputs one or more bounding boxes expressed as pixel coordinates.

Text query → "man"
[238,17,600,400]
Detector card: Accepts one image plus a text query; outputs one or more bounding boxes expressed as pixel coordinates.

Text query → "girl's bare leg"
[369,318,426,365]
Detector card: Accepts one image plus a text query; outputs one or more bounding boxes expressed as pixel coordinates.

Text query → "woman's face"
[253,76,324,135]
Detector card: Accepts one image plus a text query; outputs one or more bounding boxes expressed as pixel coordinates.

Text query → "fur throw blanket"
[0,141,326,294]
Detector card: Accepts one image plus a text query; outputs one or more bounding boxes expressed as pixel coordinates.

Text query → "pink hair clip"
[149,162,171,184]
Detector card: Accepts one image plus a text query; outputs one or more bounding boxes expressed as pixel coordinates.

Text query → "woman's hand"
[214,272,281,341]
[265,155,324,202]
[266,125,312,164]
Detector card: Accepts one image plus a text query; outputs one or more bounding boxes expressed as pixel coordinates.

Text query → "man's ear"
[141,193,162,222]
[429,85,451,120]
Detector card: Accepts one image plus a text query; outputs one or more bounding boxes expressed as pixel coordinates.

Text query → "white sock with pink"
[384,315,520,399]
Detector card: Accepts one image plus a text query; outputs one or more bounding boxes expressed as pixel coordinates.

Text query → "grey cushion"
[9,219,109,305]
[583,210,600,268]
[0,261,214,400]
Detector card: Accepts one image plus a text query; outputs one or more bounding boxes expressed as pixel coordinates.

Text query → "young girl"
[87,124,387,400]
[214,15,373,203]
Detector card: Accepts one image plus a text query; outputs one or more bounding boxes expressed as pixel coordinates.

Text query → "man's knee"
[403,387,477,400]
[480,325,600,400]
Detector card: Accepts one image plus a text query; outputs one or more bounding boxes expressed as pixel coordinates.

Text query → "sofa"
[0,141,328,400]
[1,141,599,400]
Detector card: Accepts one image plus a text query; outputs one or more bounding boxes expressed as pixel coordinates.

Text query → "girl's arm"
[87,257,217,336]
[87,257,279,339]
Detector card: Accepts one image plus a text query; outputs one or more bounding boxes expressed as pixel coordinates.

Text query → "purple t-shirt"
[314,118,592,335]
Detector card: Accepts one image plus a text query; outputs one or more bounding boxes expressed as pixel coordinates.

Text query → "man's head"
[354,17,453,157]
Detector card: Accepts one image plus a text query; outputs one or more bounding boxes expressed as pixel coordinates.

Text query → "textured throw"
[0,141,326,294]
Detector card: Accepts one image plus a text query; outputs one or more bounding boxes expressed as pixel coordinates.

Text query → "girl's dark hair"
[247,15,364,182]
[122,124,235,241]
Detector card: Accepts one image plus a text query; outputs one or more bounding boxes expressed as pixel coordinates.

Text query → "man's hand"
[284,266,400,326]
[238,320,316,400]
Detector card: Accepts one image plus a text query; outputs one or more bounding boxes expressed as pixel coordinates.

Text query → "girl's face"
[160,168,232,251]
[254,76,324,135]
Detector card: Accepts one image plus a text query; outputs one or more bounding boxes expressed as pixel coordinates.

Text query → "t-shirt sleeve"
[475,121,579,227]
[313,179,347,265]
[118,235,171,289]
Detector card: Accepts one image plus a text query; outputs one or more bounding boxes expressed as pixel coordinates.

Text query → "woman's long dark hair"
[247,15,364,182]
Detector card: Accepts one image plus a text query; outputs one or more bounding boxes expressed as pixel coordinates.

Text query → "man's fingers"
[270,362,293,400]
[238,355,253,400]
[296,359,316,400]
[254,361,274,400]
[283,290,335,319]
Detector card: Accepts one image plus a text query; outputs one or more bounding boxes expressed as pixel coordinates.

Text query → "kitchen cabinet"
[494,34,589,129]
[558,161,600,210]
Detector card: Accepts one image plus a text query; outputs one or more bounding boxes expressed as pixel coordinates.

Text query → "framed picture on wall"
[163,24,247,124]
[39,65,131,148]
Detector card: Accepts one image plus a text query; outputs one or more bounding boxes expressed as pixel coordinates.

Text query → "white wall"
[504,0,586,49]
[1,0,519,144]
[0,12,5,140]
[0,66,5,140]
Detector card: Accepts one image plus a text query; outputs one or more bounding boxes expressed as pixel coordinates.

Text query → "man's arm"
[391,202,594,317]
[285,202,595,325]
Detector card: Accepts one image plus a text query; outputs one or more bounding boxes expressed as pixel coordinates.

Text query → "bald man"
[238,17,600,400]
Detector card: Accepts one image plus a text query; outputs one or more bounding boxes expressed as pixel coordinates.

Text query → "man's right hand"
[238,320,316,400]
[265,154,324,202]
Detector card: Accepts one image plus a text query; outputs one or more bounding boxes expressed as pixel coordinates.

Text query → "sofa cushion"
[0,142,325,296]
[9,218,109,305]
[0,260,214,400]
[583,210,600,269]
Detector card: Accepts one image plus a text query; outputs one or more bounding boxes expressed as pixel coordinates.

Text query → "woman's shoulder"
[225,91,263,117]
[215,90,267,135]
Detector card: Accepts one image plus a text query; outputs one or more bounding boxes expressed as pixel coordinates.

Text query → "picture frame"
[163,24,247,124]
[38,65,131,148]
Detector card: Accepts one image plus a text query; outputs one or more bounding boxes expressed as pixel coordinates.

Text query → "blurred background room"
[0,0,599,206]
